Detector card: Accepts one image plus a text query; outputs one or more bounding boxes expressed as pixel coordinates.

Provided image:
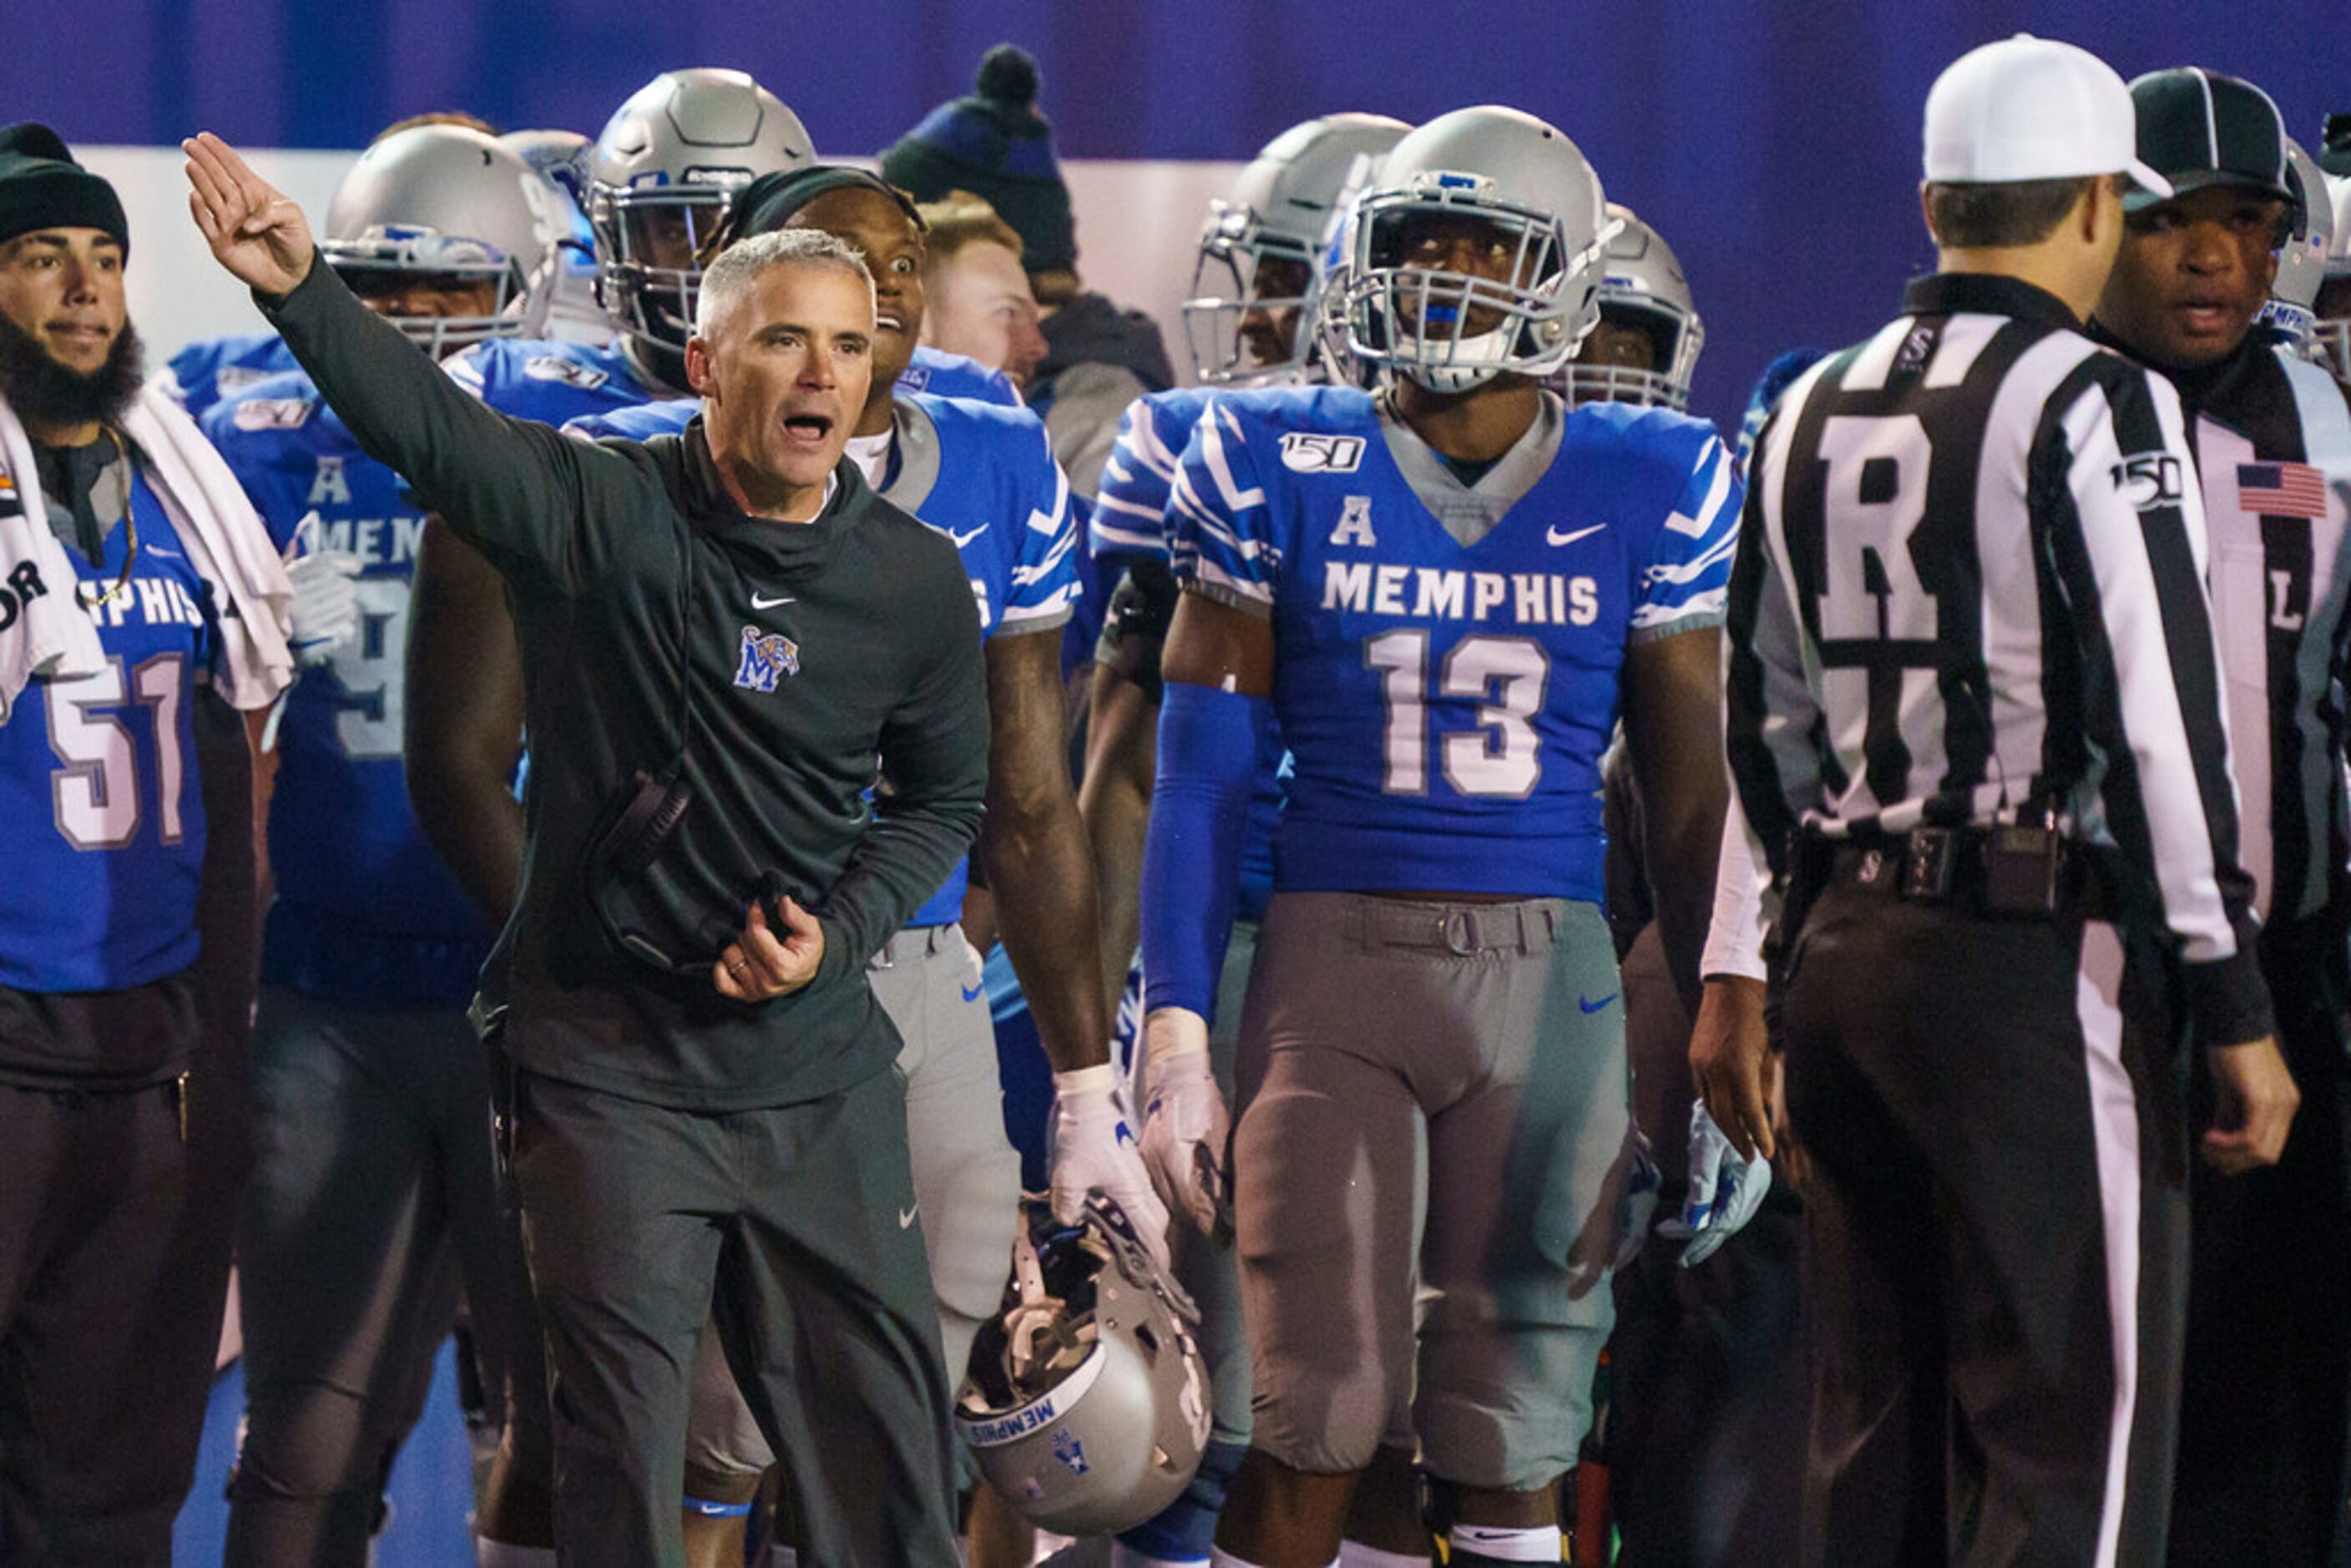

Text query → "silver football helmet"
[1560,203,1704,410]
[1184,113,1409,385]
[588,69,815,360]
[958,1197,1211,1535]
[319,125,561,359]
[500,129,610,346]
[2317,171,2351,383]
[1337,105,1618,393]
[2263,139,2335,352]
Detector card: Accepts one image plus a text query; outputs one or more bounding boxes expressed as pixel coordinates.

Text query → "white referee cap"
[1924,34,2173,198]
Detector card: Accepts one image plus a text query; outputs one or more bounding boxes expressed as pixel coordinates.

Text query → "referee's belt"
[1797,824,2103,919]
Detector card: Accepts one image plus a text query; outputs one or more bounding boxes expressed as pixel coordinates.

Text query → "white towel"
[119,382,293,711]
[0,381,294,721]
[0,396,105,724]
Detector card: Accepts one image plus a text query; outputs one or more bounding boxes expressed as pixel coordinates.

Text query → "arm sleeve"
[1630,427,1742,644]
[811,560,991,985]
[260,264,596,591]
[1140,680,1261,1019]
[1722,398,1823,882]
[1090,395,1182,562]
[2049,362,2273,1046]
[998,420,1082,635]
[1700,789,1774,982]
[1167,398,1277,617]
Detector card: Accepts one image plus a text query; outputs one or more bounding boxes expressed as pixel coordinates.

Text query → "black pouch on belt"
[583,764,707,974]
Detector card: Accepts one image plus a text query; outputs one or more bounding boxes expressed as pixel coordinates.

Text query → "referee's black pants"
[2169,951,2351,1568]
[1778,881,2187,1568]
[508,1057,959,1568]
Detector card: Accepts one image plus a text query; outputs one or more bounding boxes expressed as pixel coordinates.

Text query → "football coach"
[184,134,985,1567]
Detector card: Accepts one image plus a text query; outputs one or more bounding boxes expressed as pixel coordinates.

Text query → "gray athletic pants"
[512,1056,958,1568]
[683,924,1022,1481]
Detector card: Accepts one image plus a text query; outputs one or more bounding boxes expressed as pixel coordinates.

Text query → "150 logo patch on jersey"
[524,356,610,391]
[1280,432,1367,473]
[2109,453,2185,511]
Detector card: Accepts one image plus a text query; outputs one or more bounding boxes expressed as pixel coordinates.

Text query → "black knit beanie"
[0,124,129,256]
[877,45,1074,275]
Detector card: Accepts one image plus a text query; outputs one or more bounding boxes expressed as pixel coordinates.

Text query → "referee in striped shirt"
[2091,67,2351,1565]
[1692,36,2296,1567]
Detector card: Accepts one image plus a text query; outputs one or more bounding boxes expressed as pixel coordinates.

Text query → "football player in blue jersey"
[201,123,563,1568]
[1079,112,1411,1568]
[0,122,293,1563]
[1139,108,1741,1568]
[560,160,1165,1568]
[159,112,505,421]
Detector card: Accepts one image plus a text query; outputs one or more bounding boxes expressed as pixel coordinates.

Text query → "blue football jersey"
[443,336,672,427]
[0,468,216,993]
[1170,387,1740,903]
[1098,387,1286,919]
[161,331,298,421]
[1093,387,1216,562]
[202,370,496,1008]
[890,346,1024,407]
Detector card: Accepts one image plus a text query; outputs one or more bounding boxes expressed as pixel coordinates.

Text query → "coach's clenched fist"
[181,131,315,299]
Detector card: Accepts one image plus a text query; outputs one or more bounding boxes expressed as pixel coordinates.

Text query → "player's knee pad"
[1113,1438,1246,1560]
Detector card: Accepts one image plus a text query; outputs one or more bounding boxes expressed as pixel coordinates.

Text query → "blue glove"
[1614,1125,1662,1271]
[1657,1099,1771,1267]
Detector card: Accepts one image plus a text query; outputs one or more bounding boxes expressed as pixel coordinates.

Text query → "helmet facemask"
[589,181,742,359]
[1182,202,1322,385]
[1560,296,1703,411]
[321,227,541,360]
[1342,185,1615,393]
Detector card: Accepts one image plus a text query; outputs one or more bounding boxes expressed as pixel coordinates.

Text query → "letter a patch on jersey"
[1330,494,1377,548]
[308,456,351,507]
[734,625,801,692]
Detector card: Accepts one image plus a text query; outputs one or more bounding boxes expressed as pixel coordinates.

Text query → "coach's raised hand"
[181,132,314,299]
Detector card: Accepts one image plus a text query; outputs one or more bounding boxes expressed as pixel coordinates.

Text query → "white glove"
[1138,1008,1232,1242]
[1614,1124,1662,1272]
[1051,1062,1171,1271]
[284,513,361,665]
[1657,1098,1772,1267]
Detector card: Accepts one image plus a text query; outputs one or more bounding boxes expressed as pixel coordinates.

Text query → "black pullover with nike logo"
[263,261,987,1110]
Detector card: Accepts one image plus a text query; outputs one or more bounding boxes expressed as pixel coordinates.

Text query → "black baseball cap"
[2125,68,2293,212]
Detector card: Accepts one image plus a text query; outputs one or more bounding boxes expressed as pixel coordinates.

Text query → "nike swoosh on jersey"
[943,524,988,549]
[751,591,795,609]
[960,981,985,1003]
[1546,523,1608,546]
[1580,993,1619,1014]
[898,1205,919,1229]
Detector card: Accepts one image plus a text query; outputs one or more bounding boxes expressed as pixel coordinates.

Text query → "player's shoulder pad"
[199,366,324,445]
[1201,382,1379,464]
[900,346,1023,408]
[909,387,1051,445]
[566,398,695,443]
[1564,400,1731,489]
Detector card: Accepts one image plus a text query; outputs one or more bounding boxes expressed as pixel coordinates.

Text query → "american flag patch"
[2237,461,2329,519]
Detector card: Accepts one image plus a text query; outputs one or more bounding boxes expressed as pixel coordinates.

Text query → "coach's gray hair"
[695,228,876,336]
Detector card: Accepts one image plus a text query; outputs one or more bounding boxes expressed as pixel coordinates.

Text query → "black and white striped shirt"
[1721,271,2272,1044]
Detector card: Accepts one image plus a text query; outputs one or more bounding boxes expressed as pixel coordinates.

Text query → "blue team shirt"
[564,386,1082,928]
[1099,388,1285,920]
[1170,386,1739,903]
[444,335,672,427]
[0,468,216,992]
[162,332,299,422]
[564,345,1023,443]
[203,370,498,1008]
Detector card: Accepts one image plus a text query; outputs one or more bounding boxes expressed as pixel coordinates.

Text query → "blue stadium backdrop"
[3,0,2343,429]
